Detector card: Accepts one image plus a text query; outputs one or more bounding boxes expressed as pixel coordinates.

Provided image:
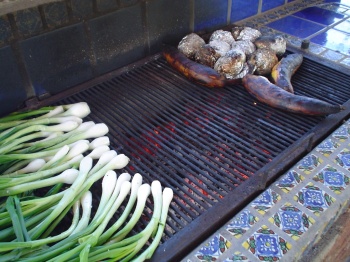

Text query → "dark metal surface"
[37,53,350,261]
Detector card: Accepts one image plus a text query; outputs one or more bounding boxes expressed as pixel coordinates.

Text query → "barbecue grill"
[2,0,350,260]
[30,48,350,261]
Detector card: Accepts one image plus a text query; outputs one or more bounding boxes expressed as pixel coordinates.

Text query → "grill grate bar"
[154,59,321,133]
[115,72,269,171]
[102,82,235,190]
[131,66,290,156]
[108,81,250,185]
[73,88,223,207]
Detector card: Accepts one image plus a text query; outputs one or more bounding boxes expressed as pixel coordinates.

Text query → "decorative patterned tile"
[226,209,259,239]
[269,203,315,240]
[250,189,281,214]
[243,225,291,260]
[335,148,350,171]
[296,154,322,174]
[14,7,43,37]
[313,165,350,194]
[71,0,94,19]
[119,0,140,7]
[42,2,69,28]
[294,183,336,216]
[315,138,340,156]
[96,0,118,12]
[332,125,350,141]
[195,234,231,261]
[0,15,12,44]
[224,251,249,261]
[276,170,304,193]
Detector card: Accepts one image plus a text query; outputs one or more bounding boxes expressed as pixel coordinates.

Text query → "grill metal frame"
[26,50,350,261]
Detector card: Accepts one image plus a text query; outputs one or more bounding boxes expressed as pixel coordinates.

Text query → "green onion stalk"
[0,103,173,262]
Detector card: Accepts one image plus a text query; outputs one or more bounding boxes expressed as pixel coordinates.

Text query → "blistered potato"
[232,27,262,42]
[178,33,205,59]
[210,30,235,45]
[194,44,221,68]
[254,35,287,56]
[209,40,231,57]
[248,48,278,75]
[214,49,246,79]
[231,40,256,56]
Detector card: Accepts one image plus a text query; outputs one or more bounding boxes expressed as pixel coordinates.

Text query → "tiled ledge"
[183,117,350,261]
[235,0,350,69]
[0,0,62,16]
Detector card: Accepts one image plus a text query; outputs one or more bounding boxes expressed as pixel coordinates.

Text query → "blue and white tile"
[275,170,304,193]
[226,209,259,239]
[316,138,340,156]
[296,154,323,174]
[334,148,350,171]
[250,189,281,215]
[242,225,291,261]
[269,203,315,240]
[294,183,336,216]
[313,165,350,194]
[195,234,231,261]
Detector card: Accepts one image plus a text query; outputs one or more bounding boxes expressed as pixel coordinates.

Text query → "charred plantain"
[271,53,303,93]
[163,46,240,88]
[242,74,344,116]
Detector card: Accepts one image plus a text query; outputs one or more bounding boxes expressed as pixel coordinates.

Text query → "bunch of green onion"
[0,102,173,261]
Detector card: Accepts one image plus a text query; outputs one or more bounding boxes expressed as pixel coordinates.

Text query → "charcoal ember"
[208,40,231,57]
[209,30,235,45]
[177,33,205,59]
[234,27,261,42]
[254,35,287,56]
[194,44,220,68]
[248,48,278,75]
[214,49,246,79]
[230,40,256,56]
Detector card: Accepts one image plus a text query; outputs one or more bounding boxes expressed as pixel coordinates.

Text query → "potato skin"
[242,74,344,116]
[248,48,278,75]
[163,46,227,88]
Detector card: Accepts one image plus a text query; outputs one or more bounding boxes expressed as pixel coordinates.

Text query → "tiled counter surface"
[183,1,350,261]
[238,0,350,67]
[183,110,350,262]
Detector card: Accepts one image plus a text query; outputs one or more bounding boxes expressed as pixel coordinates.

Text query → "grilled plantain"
[271,53,303,93]
[242,74,344,116]
[163,46,241,87]
[163,46,226,87]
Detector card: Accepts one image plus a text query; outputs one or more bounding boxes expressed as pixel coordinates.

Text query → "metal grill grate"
[50,54,350,261]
